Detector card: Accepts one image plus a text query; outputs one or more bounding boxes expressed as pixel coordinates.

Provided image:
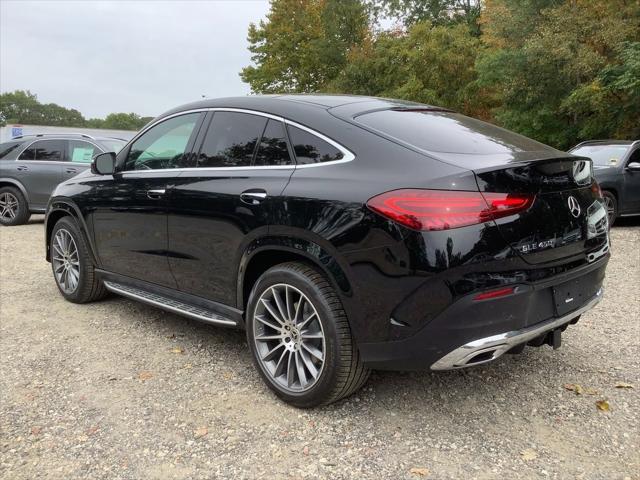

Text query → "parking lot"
[0,216,638,479]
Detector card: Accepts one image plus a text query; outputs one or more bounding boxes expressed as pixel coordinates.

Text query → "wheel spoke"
[286,351,296,388]
[295,351,308,388]
[261,342,285,362]
[297,312,316,330]
[302,342,323,361]
[299,349,319,379]
[260,298,285,325]
[293,296,305,324]
[255,313,281,330]
[255,333,286,342]
[285,285,294,321]
[301,331,323,340]
[271,287,289,323]
[273,349,288,377]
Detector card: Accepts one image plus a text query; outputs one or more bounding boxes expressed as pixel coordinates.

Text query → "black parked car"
[45,96,610,407]
[569,140,640,225]
[0,133,126,225]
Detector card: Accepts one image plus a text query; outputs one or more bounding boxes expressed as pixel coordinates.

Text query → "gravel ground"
[0,215,638,480]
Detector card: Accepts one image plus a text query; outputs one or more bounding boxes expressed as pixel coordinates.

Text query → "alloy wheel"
[252,284,326,393]
[0,192,19,221]
[52,228,80,294]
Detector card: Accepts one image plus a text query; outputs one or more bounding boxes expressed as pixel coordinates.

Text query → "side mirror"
[91,152,116,175]
[626,161,640,171]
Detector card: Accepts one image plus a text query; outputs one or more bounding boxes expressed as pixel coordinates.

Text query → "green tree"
[240,0,369,93]
[374,0,482,33]
[102,112,145,130]
[0,90,47,125]
[330,22,487,117]
[477,0,640,148]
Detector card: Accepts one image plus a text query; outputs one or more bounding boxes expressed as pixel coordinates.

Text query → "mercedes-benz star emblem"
[567,196,581,218]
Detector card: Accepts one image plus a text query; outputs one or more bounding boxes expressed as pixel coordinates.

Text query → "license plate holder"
[553,277,590,316]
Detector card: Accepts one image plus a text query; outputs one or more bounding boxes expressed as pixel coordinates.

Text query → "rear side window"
[287,125,344,164]
[356,110,549,155]
[0,141,22,159]
[198,112,267,168]
[68,140,99,163]
[18,140,64,161]
[254,120,292,166]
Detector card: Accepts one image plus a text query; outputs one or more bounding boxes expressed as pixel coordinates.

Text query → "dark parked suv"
[0,133,125,225]
[569,140,640,225]
[45,95,610,407]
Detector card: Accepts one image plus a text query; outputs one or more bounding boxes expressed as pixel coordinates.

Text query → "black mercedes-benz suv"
[45,95,610,407]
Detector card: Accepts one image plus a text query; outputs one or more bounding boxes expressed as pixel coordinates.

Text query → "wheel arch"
[237,236,353,313]
[0,178,30,205]
[45,200,98,265]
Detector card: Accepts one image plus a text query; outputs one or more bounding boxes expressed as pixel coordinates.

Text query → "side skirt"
[97,270,242,328]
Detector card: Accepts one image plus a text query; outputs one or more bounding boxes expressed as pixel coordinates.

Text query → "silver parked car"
[0,133,125,225]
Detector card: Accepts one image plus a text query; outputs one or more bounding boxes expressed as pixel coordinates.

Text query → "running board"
[103,281,237,327]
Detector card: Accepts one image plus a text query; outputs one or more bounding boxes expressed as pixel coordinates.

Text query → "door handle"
[147,189,166,199]
[240,189,267,205]
[16,165,28,171]
[65,168,78,174]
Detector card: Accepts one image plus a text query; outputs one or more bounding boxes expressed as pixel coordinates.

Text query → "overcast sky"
[0,0,271,119]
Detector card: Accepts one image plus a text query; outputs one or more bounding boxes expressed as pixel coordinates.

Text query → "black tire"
[0,186,30,226]
[50,216,107,304]
[246,262,370,408]
[602,190,617,227]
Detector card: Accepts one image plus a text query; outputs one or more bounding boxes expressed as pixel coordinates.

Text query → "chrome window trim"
[15,138,105,163]
[120,107,356,174]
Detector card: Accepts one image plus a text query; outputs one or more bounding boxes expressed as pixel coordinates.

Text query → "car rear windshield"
[570,144,630,167]
[355,109,549,154]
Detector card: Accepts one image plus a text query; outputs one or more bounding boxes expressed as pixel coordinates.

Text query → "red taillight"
[366,189,534,231]
[473,286,516,301]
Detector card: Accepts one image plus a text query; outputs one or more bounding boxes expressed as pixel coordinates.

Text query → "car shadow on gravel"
[103,294,586,413]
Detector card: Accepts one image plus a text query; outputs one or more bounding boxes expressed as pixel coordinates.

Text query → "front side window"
[287,125,344,164]
[254,120,293,166]
[198,112,267,168]
[18,140,64,161]
[68,140,99,163]
[124,113,200,171]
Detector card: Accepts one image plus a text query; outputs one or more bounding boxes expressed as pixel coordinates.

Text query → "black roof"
[157,94,435,122]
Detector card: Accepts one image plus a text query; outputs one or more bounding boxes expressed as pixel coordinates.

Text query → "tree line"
[240,0,640,150]
[0,90,153,131]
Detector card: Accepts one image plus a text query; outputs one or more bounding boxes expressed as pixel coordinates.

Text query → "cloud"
[0,0,270,118]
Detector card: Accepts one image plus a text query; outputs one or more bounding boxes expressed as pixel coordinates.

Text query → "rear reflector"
[366,189,534,231]
[591,181,603,199]
[473,287,516,301]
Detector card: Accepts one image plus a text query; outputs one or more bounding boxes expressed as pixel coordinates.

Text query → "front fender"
[45,199,98,265]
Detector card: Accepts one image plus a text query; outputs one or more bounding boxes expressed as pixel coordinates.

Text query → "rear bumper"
[430,287,602,370]
[357,257,607,371]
